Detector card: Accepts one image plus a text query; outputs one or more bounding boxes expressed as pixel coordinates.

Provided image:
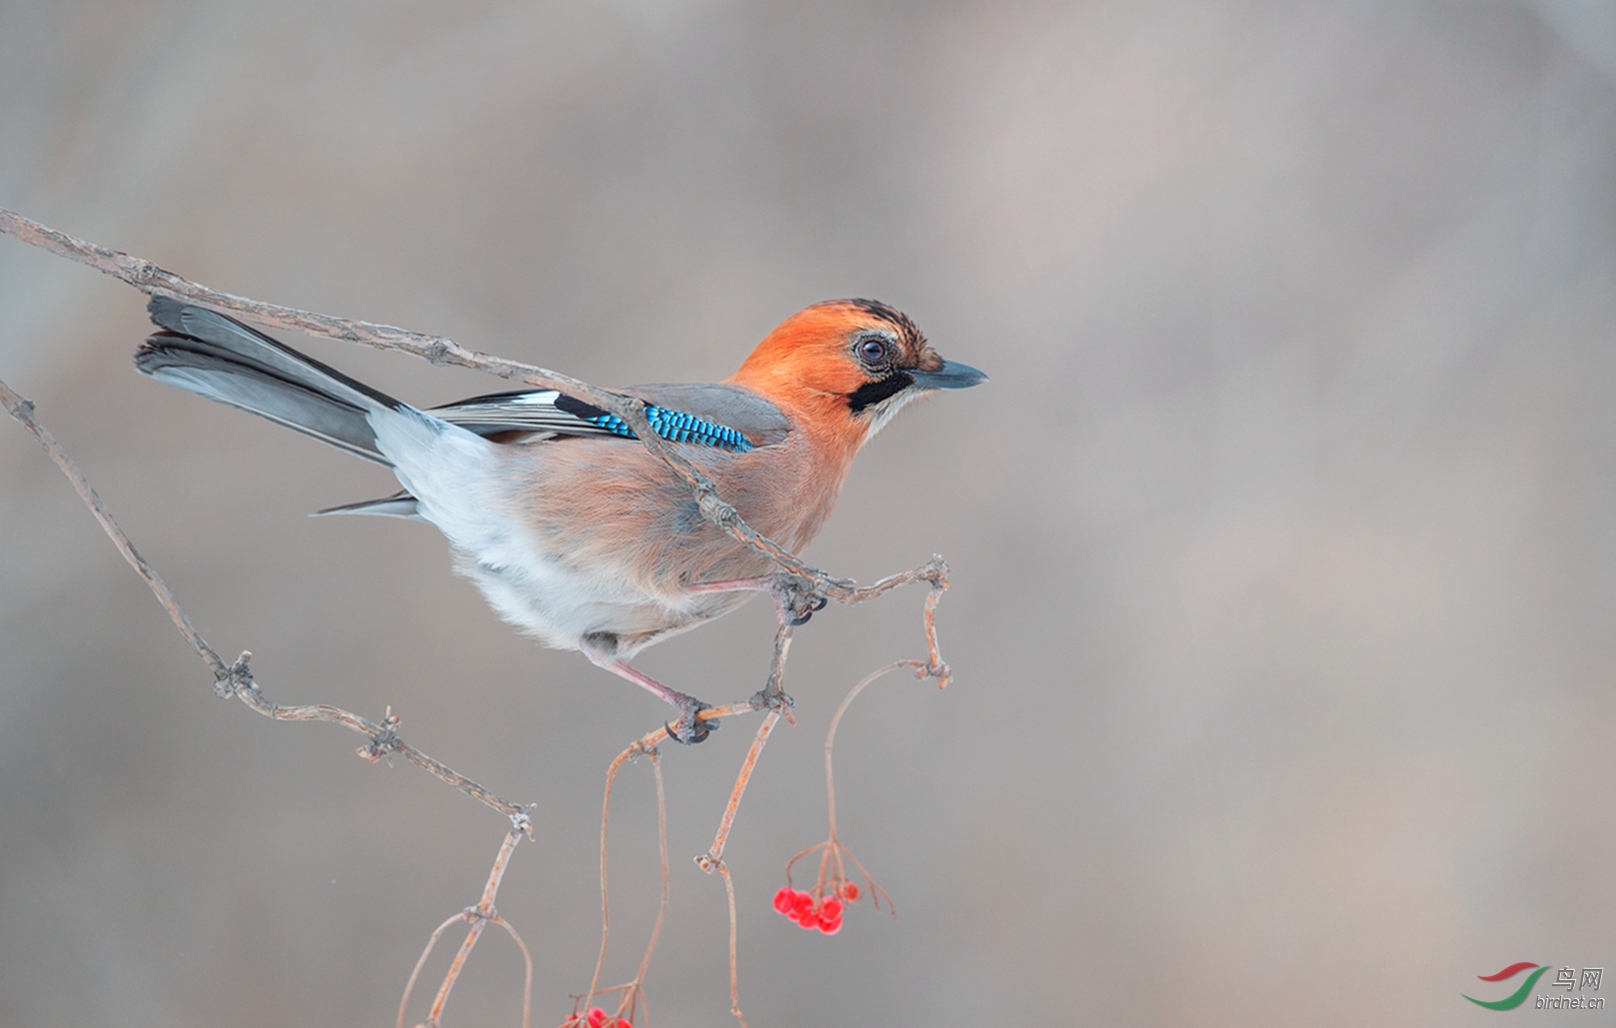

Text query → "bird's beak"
[908,359,987,390]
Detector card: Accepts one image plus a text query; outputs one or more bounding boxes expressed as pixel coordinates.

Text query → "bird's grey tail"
[135,296,401,465]
[310,491,423,520]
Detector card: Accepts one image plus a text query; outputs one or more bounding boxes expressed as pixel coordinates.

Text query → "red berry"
[818,915,842,935]
[585,1008,607,1028]
[839,881,860,901]
[773,887,795,915]
[819,898,842,920]
[797,906,821,930]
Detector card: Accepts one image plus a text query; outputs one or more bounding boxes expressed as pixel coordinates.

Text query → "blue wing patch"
[554,394,754,452]
[567,403,755,452]
[434,390,755,453]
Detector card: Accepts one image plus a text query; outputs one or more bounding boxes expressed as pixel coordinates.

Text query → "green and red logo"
[1464,963,1550,1010]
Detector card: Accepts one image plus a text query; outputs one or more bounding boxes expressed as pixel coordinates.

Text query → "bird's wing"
[625,383,790,447]
[431,383,788,452]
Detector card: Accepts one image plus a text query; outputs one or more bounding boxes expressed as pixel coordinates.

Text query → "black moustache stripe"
[846,372,914,413]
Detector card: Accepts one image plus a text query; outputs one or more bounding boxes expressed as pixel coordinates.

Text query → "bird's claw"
[667,699,717,744]
[787,594,828,626]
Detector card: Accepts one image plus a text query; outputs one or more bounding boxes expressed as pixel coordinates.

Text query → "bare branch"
[0,375,224,676]
[0,206,958,607]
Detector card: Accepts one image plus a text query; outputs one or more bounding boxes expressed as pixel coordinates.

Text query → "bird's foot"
[770,574,827,626]
[666,696,718,744]
[686,573,827,626]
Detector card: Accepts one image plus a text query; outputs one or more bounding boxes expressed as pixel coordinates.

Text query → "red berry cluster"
[569,1007,629,1028]
[773,887,843,935]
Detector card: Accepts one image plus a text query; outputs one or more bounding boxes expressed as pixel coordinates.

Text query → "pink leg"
[581,638,715,743]
[689,573,826,625]
[686,575,778,595]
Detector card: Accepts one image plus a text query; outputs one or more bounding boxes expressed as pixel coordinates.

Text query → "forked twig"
[782,662,914,918]
[1,375,532,818]
[398,824,533,1028]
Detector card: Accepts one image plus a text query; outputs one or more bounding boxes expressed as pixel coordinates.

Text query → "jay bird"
[134,297,985,741]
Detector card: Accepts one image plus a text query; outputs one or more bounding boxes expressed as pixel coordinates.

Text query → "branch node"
[358,705,403,764]
[128,258,158,286]
[215,650,254,698]
[748,685,794,716]
[509,807,535,840]
[695,853,721,875]
[697,489,741,528]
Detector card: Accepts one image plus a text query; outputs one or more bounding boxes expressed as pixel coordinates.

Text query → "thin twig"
[585,740,650,1009]
[631,753,669,1015]
[1,376,221,674]
[716,861,747,1028]
[666,624,798,1026]
[491,915,534,1028]
[398,913,468,1028]
[825,661,915,842]
[696,624,794,871]
[698,710,783,873]
[688,709,781,1028]
[787,660,920,918]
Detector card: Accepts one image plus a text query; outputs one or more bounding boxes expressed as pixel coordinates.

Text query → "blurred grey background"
[3,1,1615,1025]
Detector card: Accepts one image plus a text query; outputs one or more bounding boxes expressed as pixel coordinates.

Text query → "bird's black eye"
[859,338,888,364]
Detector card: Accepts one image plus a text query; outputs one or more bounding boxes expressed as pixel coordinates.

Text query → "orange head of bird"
[727,299,985,451]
